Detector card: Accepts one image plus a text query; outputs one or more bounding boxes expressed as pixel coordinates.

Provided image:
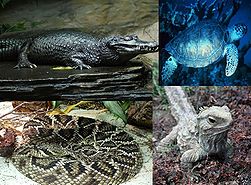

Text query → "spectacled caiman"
[0,29,158,69]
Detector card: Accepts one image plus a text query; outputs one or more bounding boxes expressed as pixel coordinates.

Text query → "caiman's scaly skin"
[0,29,158,69]
[157,106,233,168]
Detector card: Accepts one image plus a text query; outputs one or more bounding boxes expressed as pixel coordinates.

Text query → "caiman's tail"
[0,36,21,60]
[0,30,38,60]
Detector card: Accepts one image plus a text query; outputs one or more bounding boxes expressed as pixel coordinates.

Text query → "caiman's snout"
[108,35,159,54]
[137,41,159,53]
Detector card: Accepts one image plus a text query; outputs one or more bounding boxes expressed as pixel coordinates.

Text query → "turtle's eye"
[208,116,216,124]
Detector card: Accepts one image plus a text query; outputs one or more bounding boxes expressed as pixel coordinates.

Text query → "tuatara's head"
[197,106,233,136]
[106,35,158,61]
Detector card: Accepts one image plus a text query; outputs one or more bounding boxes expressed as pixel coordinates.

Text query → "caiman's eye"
[208,116,216,124]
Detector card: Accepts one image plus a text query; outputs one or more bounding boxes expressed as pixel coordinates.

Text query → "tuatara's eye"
[208,116,216,124]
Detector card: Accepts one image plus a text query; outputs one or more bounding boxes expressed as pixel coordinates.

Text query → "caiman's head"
[106,35,158,60]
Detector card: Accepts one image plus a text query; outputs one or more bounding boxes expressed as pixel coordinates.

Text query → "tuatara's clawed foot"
[180,161,193,169]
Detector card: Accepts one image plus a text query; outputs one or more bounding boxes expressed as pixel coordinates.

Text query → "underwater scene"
[160,0,251,86]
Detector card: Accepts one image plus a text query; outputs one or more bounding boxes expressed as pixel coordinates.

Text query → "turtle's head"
[227,23,247,43]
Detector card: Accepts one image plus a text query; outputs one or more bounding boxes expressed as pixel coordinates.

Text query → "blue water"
[231,0,251,67]
[169,0,251,67]
[160,0,251,85]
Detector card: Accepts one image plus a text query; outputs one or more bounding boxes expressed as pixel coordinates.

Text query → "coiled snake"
[11,115,142,185]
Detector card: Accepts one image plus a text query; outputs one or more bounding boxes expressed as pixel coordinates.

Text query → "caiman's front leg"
[67,53,92,70]
[14,42,37,69]
[180,147,208,168]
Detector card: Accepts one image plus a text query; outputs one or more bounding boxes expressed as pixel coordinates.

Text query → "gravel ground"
[153,86,251,185]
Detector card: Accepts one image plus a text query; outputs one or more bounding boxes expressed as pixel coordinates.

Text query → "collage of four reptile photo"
[0,0,250,185]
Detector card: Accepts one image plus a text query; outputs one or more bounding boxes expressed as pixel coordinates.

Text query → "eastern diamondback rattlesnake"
[11,115,142,185]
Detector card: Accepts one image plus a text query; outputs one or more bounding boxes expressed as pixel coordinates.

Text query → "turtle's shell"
[166,20,227,67]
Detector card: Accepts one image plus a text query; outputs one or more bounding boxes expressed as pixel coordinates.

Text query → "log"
[157,86,196,149]
[0,61,151,100]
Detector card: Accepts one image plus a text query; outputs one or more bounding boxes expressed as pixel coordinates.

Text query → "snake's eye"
[124,36,133,41]
[132,35,138,40]
[208,116,216,124]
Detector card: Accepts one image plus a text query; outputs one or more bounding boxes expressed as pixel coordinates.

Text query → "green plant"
[152,61,169,109]
[0,0,11,7]
[0,22,27,34]
[102,101,131,124]
[0,20,44,34]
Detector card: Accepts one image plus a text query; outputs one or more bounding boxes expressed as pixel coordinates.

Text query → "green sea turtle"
[161,20,247,83]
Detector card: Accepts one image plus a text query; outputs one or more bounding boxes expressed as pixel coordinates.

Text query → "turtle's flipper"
[225,43,238,76]
[161,56,178,85]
